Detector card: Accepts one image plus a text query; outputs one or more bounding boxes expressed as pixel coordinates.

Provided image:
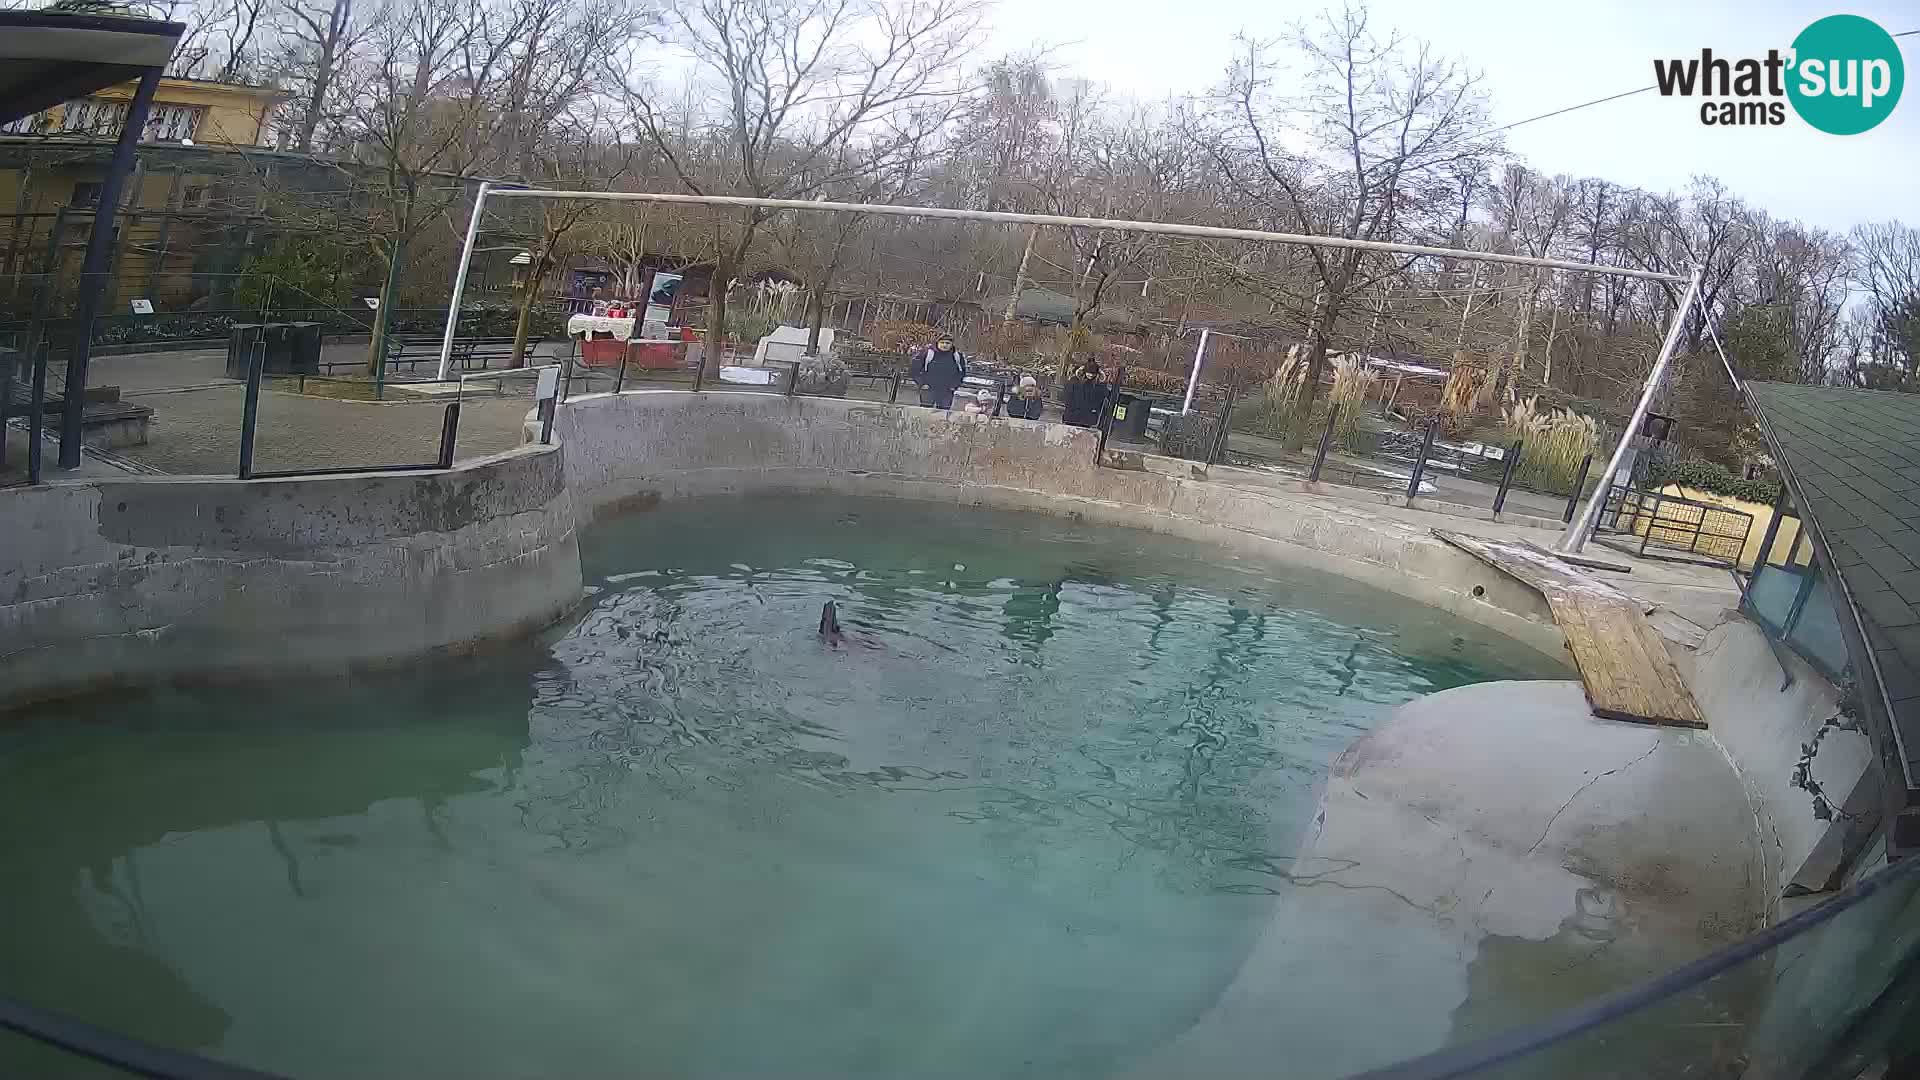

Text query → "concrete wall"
[550,390,1568,663]
[1,444,582,708]
[1690,618,1879,904]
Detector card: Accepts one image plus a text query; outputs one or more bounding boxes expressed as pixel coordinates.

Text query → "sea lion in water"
[818,600,845,646]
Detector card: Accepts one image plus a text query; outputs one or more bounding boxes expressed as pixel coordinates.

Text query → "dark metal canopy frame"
[0,7,184,478]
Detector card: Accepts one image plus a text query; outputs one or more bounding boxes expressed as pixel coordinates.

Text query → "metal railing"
[1596,486,1754,567]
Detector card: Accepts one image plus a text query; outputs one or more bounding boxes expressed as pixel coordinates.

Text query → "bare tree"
[1202,3,1498,445]
[611,0,983,379]
[277,0,366,152]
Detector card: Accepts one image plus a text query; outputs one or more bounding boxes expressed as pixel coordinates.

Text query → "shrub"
[867,320,942,353]
[1121,368,1187,395]
[1498,396,1603,492]
[1646,458,1780,505]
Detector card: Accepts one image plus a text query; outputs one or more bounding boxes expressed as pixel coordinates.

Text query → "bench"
[313,335,541,375]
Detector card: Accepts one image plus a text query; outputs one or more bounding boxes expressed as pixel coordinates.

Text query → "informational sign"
[363,297,380,310]
[535,366,560,402]
[129,298,154,315]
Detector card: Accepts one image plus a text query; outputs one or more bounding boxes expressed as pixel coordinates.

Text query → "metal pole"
[436,180,490,381]
[23,207,71,484]
[1559,266,1704,552]
[1564,453,1594,524]
[238,344,265,479]
[482,188,1689,285]
[613,344,629,393]
[888,373,900,403]
[1206,383,1237,466]
[993,381,1008,418]
[1406,418,1438,503]
[1182,327,1210,414]
[1309,404,1339,483]
[437,401,460,468]
[10,206,68,475]
[785,362,798,396]
[59,68,161,470]
[1492,440,1523,515]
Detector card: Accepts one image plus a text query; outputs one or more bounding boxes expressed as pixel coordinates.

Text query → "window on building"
[181,186,208,210]
[143,104,204,142]
[49,97,205,141]
[1743,503,1852,679]
[70,181,103,208]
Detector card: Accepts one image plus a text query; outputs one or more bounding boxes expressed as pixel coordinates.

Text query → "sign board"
[534,366,560,402]
[363,297,380,310]
[129,299,154,315]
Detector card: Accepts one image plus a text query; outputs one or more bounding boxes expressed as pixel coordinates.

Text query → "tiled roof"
[1745,381,1920,842]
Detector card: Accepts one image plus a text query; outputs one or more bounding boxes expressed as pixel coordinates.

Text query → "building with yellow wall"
[1,77,290,317]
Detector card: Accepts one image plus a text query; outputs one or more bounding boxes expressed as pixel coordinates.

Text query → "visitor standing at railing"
[1007,375,1045,420]
[911,334,967,409]
[1062,357,1108,427]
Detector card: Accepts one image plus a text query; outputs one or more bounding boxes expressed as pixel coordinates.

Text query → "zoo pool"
[0,494,1566,1079]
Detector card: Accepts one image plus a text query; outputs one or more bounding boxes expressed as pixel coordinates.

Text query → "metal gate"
[1596,485,1754,567]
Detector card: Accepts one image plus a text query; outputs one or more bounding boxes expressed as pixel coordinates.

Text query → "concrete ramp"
[1436,529,1704,729]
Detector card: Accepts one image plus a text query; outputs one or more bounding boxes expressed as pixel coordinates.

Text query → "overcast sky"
[988,0,1917,235]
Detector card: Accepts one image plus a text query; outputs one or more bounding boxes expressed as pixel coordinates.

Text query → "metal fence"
[1595,486,1754,567]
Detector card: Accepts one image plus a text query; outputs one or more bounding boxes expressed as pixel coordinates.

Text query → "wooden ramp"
[1436,530,1704,729]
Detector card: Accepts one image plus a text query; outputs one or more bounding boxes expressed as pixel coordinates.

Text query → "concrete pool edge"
[0,443,583,710]
[550,390,1571,667]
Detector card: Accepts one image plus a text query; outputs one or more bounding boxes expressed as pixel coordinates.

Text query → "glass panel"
[1786,568,1853,678]
[1450,857,1920,1080]
[1745,563,1807,634]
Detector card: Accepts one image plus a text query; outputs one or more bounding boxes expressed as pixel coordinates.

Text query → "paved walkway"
[119,385,534,475]
[1125,452,1742,634]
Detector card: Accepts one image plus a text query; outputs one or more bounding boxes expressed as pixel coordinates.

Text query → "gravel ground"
[123,385,537,476]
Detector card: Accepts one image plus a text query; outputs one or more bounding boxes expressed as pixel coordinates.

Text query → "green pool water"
[0,494,1563,1078]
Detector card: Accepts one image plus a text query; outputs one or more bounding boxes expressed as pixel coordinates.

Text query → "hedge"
[1646,458,1781,505]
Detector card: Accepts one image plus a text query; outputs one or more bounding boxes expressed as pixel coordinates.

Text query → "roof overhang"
[0,11,185,127]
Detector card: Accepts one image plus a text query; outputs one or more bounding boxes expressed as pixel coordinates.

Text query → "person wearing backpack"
[909,334,967,409]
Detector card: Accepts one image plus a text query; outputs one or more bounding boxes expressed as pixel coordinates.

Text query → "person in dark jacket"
[910,334,967,408]
[1006,375,1045,420]
[1061,358,1108,427]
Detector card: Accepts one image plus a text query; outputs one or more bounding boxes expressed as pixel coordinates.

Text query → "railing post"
[559,353,575,403]
[1492,439,1522,515]
[1093,381,1120,465]
[1405,417,1438,503]
[993,381,1008,418]
[21,206,68,482]
[786,362,799,396]
[888,372,901,403]
[1564,453,1595,524]
[1309,404,1339,484]
[613,343,629,394]
[1206,383,1237,466]
[238,343,265,479]
[691,337,705,393]
[437,400,460,468]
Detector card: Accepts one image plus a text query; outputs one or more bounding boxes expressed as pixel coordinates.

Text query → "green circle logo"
[1787,14,1904,135]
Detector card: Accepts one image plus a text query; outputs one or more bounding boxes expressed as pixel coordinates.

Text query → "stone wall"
[1,444,582,708]
[549,390,1568,662]
[1689,618,1879,903]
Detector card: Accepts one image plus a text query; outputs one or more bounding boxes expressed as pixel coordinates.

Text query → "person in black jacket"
[1061,358,1108,427]
[1006,375,1045,420]
[909,334,967,408]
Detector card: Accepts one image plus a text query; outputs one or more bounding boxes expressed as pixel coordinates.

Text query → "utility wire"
[1485,85,1656,137]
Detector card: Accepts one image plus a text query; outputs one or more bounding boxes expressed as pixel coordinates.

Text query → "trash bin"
[226,322,322,379]
[1109,392,1152,441]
